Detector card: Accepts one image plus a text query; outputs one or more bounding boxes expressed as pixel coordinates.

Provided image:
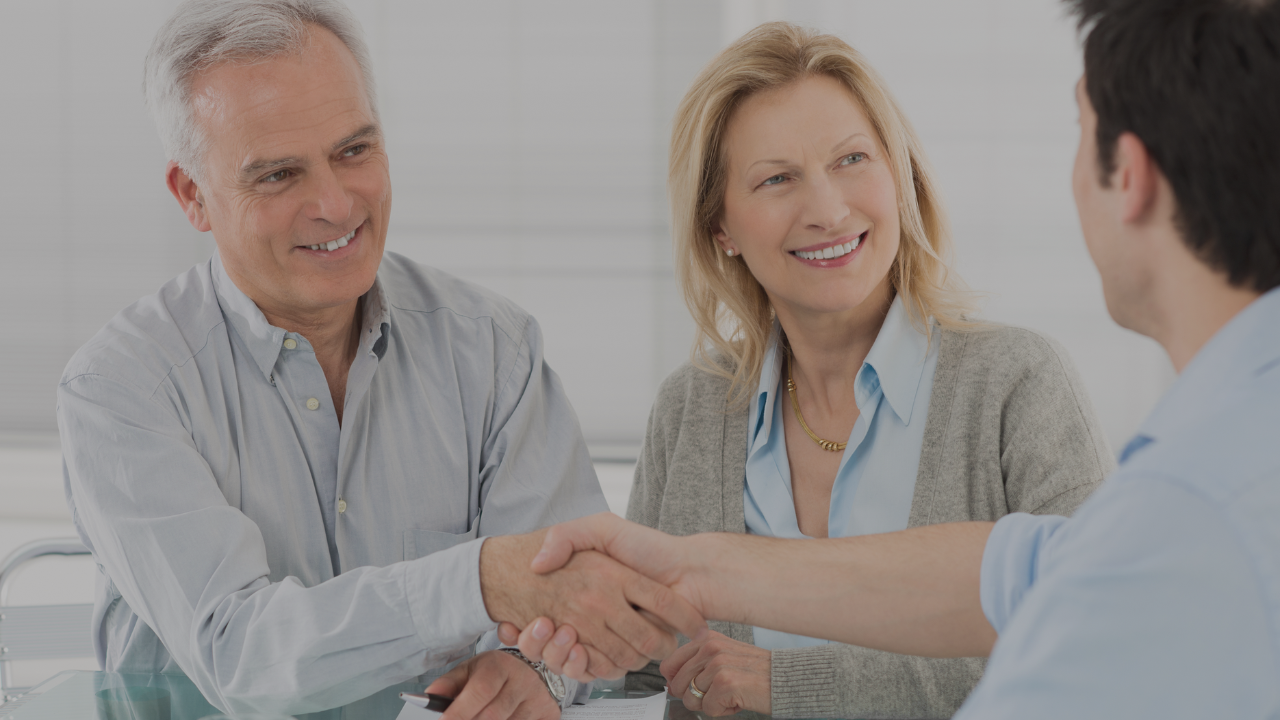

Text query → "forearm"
[687,522,996,658]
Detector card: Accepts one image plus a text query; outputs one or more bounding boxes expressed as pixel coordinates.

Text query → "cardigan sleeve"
[624,367,679,695]
[991,328,1115,516]
[772,645,984,719]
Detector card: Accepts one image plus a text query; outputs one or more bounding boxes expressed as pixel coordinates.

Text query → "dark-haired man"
[503,1,1280,717]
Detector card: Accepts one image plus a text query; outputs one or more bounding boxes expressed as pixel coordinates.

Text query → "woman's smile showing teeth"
[790,231,866,263]
[305,227,357,252]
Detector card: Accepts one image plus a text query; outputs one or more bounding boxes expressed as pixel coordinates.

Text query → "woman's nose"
[801,174,850,231]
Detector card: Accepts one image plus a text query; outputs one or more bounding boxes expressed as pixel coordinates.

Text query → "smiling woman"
[613,21,1117,719]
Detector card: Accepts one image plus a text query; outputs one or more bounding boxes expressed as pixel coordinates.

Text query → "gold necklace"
[786,357,847,452]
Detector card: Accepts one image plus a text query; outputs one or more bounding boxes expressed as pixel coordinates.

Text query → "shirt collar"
[1124,286,1280,460]
[750,295,933,446]
[861,296,933,425]
[211,252,392,380]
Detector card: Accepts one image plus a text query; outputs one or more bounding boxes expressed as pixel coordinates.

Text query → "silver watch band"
[497,647,568,706]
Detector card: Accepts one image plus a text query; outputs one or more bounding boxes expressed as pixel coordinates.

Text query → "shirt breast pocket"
[402,526,480,561]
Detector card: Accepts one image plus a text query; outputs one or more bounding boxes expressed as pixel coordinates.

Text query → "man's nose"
[304,164,354,225]
[801,174,850,231]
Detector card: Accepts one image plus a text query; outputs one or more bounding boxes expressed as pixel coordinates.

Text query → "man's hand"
[426,650,559,720]
[660,631,770,716]
[480,528,705,680]
[528,513,710,611]
[498,617,591,681]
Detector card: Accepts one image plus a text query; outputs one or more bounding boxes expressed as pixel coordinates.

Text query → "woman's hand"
[660,631,771,716]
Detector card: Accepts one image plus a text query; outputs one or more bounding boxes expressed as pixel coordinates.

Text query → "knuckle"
[475,706,503,720]
[636,631,664,659]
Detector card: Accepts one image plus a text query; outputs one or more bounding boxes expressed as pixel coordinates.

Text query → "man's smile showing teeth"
[792,232,864,260]
[307,228,356,252]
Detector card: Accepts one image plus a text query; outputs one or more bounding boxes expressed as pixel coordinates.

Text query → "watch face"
[543,669,567,700]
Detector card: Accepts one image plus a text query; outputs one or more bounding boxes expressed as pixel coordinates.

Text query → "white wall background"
[1,0,1173,525]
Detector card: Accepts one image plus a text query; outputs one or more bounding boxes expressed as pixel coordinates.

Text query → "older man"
[57,1,699,717]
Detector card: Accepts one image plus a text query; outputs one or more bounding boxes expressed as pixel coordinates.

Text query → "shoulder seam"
[389,303,518,347]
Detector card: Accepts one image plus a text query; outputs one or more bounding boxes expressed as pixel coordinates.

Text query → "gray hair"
[143,0,378,185]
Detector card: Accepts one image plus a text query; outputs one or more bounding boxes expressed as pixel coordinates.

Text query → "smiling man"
[55,1,702,717]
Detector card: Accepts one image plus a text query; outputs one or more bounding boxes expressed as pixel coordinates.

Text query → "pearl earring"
[725,249,735,257]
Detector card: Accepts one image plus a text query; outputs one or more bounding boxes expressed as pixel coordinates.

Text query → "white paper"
[396,691,667,720]
[396,701,445,720]
[560,693,668,720]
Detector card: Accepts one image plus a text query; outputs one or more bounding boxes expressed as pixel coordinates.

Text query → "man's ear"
[1113,132,1160,225]
[165,161,212,232]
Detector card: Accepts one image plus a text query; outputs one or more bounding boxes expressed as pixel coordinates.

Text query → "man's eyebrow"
[240,155,301,181]
[238,125,382,181]
[332,124,380,152]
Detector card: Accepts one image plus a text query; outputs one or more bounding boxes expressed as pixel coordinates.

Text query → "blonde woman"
[504,22,1112,719]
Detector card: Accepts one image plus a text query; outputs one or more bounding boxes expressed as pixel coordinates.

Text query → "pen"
[399,692,453,713]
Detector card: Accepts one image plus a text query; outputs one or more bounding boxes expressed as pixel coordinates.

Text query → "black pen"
[399,692,453,713]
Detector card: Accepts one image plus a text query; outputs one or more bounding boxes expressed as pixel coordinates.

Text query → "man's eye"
[840,153,866,166]
[761,174,786,186]
[343,144,367,158]
[262,169,291,183]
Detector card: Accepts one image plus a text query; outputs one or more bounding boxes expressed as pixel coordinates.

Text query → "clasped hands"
[427,513,770,719]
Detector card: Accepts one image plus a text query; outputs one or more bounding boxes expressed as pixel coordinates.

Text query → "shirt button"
[337,499,347,514]
[306,397,320,411]
[283,338,297,350]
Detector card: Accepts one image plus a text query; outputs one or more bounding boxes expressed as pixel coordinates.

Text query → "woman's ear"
[712,223,738,257]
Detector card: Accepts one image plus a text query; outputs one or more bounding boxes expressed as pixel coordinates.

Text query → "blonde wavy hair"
[672,22,979,404]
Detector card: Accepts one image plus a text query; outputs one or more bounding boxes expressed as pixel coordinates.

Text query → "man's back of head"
[1068,0,1280,294]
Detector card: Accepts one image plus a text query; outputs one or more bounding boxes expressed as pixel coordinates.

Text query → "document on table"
[561,693,668,720]
[397,693,668,720]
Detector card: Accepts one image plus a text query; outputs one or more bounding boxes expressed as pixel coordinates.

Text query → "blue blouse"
[744,297,940,649]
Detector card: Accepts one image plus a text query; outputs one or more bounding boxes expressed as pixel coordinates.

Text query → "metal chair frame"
[0,538,94,704]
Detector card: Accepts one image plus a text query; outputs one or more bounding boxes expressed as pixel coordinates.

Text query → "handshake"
[424,513,996,720]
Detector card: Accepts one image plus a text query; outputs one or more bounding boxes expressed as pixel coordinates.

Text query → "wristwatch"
[498,647,568,705]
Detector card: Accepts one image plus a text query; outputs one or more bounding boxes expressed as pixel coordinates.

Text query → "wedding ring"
[688,678,706,700]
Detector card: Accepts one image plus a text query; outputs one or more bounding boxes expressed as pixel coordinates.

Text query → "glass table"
[0,671,762,720]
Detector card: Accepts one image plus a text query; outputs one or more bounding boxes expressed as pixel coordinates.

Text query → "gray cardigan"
[624,326,1114,719]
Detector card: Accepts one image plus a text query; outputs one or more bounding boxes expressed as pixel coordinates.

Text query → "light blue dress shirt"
[58,252,607,716]
[745,297,939,649]
[961,287,1280,719]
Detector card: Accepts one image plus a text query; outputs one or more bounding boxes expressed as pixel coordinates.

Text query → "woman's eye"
[761,174,786,186]
[840,152,866,166]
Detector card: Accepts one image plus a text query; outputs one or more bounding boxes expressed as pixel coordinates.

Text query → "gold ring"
[688,678,706,700]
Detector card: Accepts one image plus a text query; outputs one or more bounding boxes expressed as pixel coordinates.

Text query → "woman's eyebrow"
[830,133,870,153]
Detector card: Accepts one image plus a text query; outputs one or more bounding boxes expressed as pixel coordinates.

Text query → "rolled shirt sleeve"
[979,512,1070,634]
[960,478,1279,719]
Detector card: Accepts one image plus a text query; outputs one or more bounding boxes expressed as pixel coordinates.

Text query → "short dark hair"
[1067,0,1280,293]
